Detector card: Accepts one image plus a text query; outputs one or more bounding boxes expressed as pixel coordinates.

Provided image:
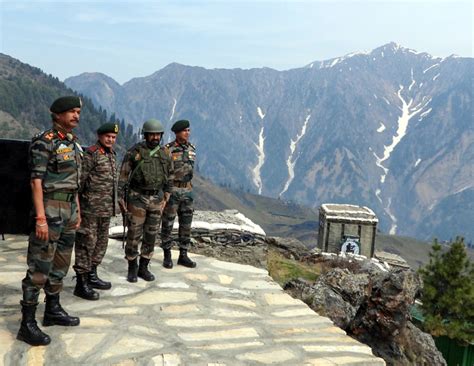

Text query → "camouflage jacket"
[118,141,173,198]
[29,124,82,194]
[164,140,196,191]
[79,142,118,217]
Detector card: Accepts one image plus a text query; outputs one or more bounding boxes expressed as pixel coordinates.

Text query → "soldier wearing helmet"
[117,119,173,282]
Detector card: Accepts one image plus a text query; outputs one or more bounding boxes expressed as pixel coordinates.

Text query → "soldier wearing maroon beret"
[73,122,119,300]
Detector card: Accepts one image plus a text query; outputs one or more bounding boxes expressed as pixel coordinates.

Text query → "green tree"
[418,237,474,344]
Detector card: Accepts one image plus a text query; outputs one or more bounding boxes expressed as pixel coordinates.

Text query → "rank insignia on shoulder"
[134,152,141,161]
[44,132,54,140]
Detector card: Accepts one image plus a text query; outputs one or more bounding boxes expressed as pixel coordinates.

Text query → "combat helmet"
[142,119,164,134]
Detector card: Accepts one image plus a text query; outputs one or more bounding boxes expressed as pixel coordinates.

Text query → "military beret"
[97,122,119,135]
[50,96,82,114]
[171,119,190,133]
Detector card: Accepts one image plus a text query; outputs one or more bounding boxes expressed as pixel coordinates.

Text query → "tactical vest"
[129,145,169,190]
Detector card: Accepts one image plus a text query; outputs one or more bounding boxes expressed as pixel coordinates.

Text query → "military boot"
[43,293,80,327]
[88,265,112,290]
[74,272,100,301]
[138,257,155,281]
[163,249,173,269]
[17,301,51,346]
[177,249,197,268]
[127,258,138,283]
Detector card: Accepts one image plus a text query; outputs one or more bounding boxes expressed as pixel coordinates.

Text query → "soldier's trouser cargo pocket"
[22,199,77,304]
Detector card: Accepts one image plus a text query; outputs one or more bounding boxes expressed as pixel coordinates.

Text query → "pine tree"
[418,237,474,344]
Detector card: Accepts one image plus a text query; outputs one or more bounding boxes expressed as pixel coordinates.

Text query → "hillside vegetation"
[0,53,138,155]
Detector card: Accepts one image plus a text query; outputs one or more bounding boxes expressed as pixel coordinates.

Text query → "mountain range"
[1,43,471,243]
[65,43,473,242]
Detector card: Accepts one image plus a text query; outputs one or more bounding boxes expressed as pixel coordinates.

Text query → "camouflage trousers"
[22,199,78,305]
[73,215,111,274]
[125,190,163,260]
[161,190,194,250]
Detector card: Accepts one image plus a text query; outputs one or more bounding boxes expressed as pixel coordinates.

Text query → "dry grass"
[267,250,323,287]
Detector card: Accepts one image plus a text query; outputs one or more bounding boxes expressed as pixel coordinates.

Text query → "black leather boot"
[88,265,112,290]
[137,257,155,281]
[163,249,173,269]
[178,249,196,268]
[74,272,100,301]
[127,258,138,283]
[17,301,51,346]
[43,293,80,327]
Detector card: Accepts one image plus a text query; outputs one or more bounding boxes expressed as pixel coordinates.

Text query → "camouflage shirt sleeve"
[118,147,134,198]
[79,149,95,192]
[29,136,53,180]
[163,151,174,193]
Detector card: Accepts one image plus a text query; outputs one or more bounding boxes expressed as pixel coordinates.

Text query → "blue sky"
[0,0,472,84]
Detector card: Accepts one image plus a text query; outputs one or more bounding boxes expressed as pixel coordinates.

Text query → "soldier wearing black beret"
[50,96,82,114]
[171,119,190,133]
[97,122,120,135]
[73,122,119,300]
[161,119,197,269]
[17,96,83,346]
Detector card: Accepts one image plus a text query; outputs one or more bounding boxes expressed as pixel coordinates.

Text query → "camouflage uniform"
[22,125,82,305]
[161,140,196,250]
[118,141,173,260]
[74,142,117,275]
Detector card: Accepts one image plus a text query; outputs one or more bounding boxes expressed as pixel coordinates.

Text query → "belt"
[44,192,76,202]
[173,181,192,188]
[133,188,163,196]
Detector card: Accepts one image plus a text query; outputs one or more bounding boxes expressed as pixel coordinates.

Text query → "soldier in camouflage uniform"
[17,96,83,346]
[73,122,119,300]
[118,119,173,283]
[161,119,197,269]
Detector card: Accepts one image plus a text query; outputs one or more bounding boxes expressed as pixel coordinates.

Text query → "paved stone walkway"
[0,234,385,365]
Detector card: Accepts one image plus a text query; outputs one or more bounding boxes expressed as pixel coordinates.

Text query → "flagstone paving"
[0,234,385,365]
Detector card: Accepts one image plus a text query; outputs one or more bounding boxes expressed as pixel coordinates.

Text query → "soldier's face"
[176,128,190,143]
[56,108,81,131]
[145,133,162,146]
[98,132,117,148]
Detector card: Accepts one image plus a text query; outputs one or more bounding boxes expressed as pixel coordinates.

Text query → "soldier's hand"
[118,199,127,214]
[75,214,81,229]
[35,218,49,242]
[158,200,167,213]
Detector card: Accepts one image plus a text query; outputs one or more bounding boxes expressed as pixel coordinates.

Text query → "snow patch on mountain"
[376,84,431,181]
[386,198,398,235]
[169,98,177,121]
[280,114,311,197]
[377,122,386,133]
[257,107,266,120]
[252,127,266,195]
[408,69,416,91]
[418,108,432,121]
[415,158,422,167]
[423,63,440,74]
[375,82,432,233]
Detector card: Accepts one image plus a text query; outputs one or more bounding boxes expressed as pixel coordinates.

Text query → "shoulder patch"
[87,145,99,153]
[32,129,55,143]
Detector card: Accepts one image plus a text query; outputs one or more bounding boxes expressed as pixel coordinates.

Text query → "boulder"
[284,255,446,366]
